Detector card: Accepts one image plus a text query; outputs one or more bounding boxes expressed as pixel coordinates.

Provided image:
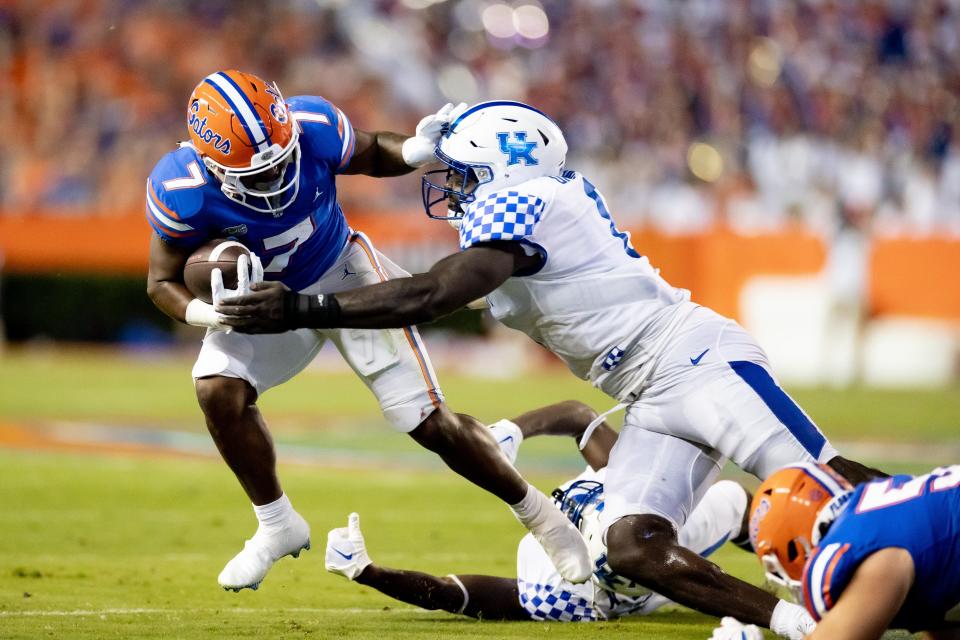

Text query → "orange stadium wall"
[1,213,959,322]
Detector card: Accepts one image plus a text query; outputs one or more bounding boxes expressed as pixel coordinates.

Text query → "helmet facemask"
[421,146,494,222]
[204,133,301,217]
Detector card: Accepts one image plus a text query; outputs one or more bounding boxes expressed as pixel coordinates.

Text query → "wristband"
[185,298,225,330]
[283,292,342,329]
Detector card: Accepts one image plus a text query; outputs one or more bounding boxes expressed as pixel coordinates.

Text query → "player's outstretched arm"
[340,129,413,177]
[509,401,618,471]
[806,547,914,640]
[356,568,526,620]
[341,103,467,177]
[326,513,525,620]
[218,242,539,333]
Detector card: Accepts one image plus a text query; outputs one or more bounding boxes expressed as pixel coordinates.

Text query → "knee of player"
[195,376,254,422]
[605,517,676,581]
[410,405,459,451]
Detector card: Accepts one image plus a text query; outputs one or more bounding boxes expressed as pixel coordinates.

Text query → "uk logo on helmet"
[497,131,538,166]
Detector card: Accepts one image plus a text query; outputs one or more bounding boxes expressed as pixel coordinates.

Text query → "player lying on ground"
[715,463,960,640]
[325,400,754,622]
[145,73,589,592]
[217,100,884,637]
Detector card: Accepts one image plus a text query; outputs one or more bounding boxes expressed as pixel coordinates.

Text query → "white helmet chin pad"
[421,101,567,220]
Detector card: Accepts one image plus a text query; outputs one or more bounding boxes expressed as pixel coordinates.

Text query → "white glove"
[401,102,468,167]
[325,512,372,580]
[196,252,260,332]
[488,419,523,465]
[709,617,765,640]
[211,252,263,304]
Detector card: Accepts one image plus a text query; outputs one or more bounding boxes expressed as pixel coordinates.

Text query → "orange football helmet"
[749,463,854,601]
[186,70,300,214]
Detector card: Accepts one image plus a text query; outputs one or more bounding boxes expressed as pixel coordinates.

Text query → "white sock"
[253,493,293,529]
[770,599,816,640]
[509,484,541,523]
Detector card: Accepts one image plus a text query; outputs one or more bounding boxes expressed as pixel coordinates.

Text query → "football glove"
[709,617,765,640]
[209,253,263,332]
[325,512,372,581]
[401,102,468,168]
[488,419,523,465]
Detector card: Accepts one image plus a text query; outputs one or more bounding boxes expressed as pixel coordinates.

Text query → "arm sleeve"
[458,190,546,250]
[288,95,356,173]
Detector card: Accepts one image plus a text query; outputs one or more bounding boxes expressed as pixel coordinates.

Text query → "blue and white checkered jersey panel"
[458,190,546,250]
[516,532,597,622]
[518,580,597,622]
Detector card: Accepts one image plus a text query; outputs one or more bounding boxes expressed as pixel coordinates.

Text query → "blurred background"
[1,0,959,387]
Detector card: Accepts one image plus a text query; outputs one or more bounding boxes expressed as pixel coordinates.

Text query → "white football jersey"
[458,170,690,400]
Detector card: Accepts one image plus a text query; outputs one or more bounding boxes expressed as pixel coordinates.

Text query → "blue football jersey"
[145,95,357,292]
[803,466,960,630]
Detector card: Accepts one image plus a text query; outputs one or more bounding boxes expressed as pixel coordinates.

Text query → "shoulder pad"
[145,147,208,242]
[287,95,355,171]
[459,188,546,250]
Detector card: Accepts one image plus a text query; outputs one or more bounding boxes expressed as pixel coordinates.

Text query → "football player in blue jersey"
[718,463,960,640]
[145,72,592,592]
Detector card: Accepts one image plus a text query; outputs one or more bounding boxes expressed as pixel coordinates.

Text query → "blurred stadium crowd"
[4,0,960,237]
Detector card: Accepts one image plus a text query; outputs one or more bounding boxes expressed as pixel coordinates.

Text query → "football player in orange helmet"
[146,72,592,592]
[716,463,960,640]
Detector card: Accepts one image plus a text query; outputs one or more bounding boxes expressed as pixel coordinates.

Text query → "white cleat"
[513,487,592,583]
[218,512,311,592]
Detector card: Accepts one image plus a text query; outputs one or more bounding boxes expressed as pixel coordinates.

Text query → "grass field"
[1,347,952,639]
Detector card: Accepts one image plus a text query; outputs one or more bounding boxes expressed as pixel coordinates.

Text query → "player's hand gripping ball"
[183,240,262,303]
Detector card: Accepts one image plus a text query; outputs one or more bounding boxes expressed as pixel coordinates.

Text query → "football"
[183,239,252,304]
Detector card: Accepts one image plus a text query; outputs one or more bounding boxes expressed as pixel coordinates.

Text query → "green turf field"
[0,347,950,639]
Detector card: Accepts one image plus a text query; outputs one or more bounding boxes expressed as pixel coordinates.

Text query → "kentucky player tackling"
[146,75,590,592]
[217,100,883,636]
[723,463,960,640]
[324,401,753,623]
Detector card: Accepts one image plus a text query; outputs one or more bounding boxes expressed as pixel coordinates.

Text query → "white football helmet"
[421,100,568,220]
[554,479,652,598]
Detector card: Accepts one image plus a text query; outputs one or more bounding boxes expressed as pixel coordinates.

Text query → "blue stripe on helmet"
[216,72,271,143]
[203,79,258,149]
[447,100,557,135]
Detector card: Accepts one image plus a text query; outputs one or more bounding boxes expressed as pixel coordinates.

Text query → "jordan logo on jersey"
[497,131,538,166]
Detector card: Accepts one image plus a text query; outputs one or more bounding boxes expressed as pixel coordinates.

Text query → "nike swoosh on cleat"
[689,348,710,365]
[331,547,353,560]
[497,435,514,444]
